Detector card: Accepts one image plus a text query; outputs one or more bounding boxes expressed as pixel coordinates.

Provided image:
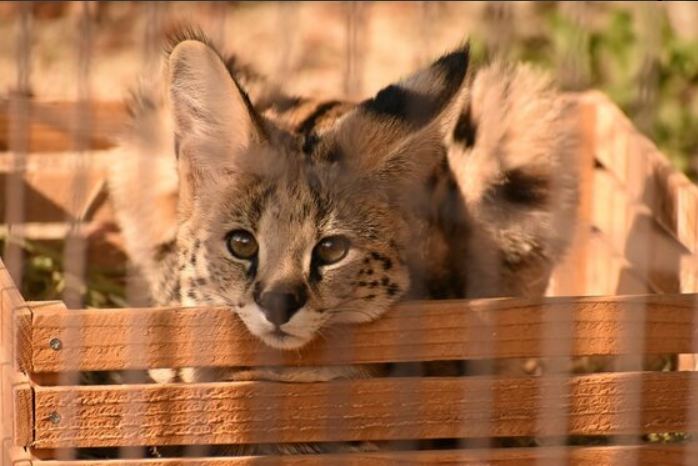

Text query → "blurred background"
[2,2,698,173]
[2,1,698,306]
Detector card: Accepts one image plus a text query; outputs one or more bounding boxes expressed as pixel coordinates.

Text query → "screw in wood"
[49,338,62,351]
[49,412,61,424]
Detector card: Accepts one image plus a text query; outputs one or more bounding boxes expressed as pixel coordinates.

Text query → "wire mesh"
[54,3,93,462]
[343,1,367,100]
[4,1,31,292]
[2,1,698,463]
[1,6,31,465]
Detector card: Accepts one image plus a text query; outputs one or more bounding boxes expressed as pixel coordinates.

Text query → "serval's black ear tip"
[356,41,471,128]
[432,41,471,87]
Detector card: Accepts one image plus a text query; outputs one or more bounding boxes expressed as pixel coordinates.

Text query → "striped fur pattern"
[109,31,579,385]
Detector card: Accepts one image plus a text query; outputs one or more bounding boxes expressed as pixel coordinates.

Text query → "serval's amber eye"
[226,230,258,260]
[313,236,350,265]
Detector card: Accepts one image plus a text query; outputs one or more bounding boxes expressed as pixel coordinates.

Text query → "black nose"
[255,287,307,327]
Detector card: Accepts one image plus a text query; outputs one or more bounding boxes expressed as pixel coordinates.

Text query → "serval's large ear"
[335,43,470,186]
[168,38,263,219]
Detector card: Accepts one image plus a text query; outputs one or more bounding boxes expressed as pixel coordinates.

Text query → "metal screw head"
[48,412,61,424]
[49,338,62,351]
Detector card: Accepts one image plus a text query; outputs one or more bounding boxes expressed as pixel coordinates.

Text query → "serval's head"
[170,38,469,349]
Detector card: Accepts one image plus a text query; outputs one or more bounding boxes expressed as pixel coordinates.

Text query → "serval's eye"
[226,230,258,260]
[313,235,350,266]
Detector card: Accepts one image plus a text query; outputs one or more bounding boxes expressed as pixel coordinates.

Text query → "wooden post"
[548,93,596,296]
[1,258,33,464]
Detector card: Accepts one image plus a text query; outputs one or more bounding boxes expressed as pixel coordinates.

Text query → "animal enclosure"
[2,87,698,466]
[3,2,698,465]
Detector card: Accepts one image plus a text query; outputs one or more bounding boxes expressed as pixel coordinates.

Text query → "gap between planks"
[20,445,695,466]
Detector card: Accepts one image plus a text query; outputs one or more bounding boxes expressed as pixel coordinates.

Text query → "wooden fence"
[3,1,698,464]
[2,91,698,463]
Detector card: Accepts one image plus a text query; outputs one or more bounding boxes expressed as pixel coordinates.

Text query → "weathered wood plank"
[26,372,698,448]
[585,90,698,372]
[0,151,127,268]
[583,231,654,296]
[12,384,33,448]
[2,377,33,466]
[588,91,698,256]
[1,260,29,367]
[12,312,32,375]
[1,260,33,466]
[591,167,694,293]
[2,438,32,466]
[1,261,30,429]
[25,294,698,372]
[0,151,113,224]
[0,100,126,152]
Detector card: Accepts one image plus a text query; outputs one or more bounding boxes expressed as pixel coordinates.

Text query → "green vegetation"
[0,235,127,308]
[473,3,698,177]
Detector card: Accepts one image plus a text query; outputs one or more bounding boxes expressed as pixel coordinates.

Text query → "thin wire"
[535,4,590,465]
[5,1,32,289]
[141,1,164,74]
[58,2,93,461]
[343,1,366,100]
[606,4,662,461]
[4,5,31,462]
[483,1,513,61]
[207,1,227,49]
[687,292,698,465]
[62,1,92,311]
[275,0,295,78]
[414,1,435,68]
[119,2,167,460]
[555,2,591,91]
[635,2,661,139]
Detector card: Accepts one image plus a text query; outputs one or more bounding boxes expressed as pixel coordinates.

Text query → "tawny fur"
[448,62,579,298]
[109,31,579,454]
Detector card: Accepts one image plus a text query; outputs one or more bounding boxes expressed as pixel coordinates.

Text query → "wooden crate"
[2,91,698,464]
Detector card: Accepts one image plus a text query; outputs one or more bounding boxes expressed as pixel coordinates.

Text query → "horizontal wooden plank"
[0,151,128,268]
[30,445,693,466]
[0,99,126,152]
[26,372,698,448]
[0,151,113,223]
[26,294,698,372]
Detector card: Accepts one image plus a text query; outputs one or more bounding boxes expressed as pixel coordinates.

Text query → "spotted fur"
[110,32,578,381]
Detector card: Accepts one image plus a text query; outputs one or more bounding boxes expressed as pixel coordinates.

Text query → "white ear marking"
[167,40,260,218]
[169,40,255,150]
